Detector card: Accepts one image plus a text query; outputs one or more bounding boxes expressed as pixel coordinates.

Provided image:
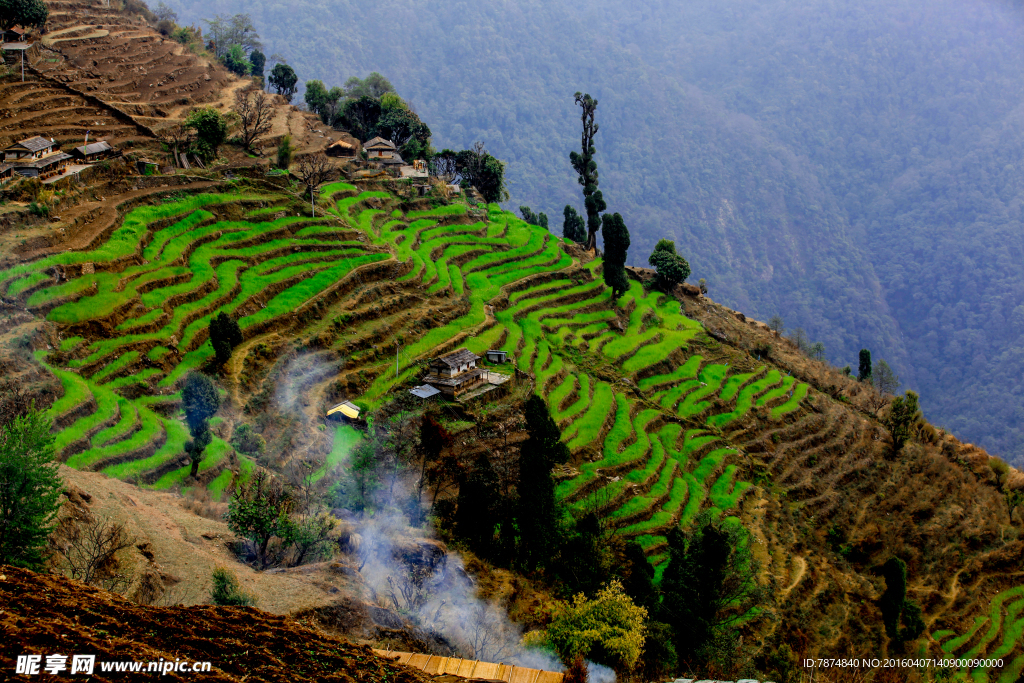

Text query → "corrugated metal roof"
[409,385,440,399]
[74,141,112,156]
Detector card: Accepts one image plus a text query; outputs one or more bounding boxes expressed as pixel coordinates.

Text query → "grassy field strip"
[707,369,782,428]
[770,382,810,418]
[311,424,363,483]
[101,416,188,481]
[91,397,138,447]
[43,361,93,422]
[941,616,989,654]
[677,363,730,417]
[755,375,797,406]
[64,403,163,470]
[708,465,752,509]
[553,374,591,424]
[561,381,617,452]
[151,435,232,489]
[956,585,1024,658]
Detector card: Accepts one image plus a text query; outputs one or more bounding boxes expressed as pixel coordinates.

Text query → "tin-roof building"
[71,140,114,162]
[4,136,57,162]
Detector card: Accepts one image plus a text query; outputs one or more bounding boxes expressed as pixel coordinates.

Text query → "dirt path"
[783,555,807,598]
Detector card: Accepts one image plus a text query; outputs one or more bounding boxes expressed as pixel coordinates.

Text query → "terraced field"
[931,586,1024,683]
[0,182,825,579]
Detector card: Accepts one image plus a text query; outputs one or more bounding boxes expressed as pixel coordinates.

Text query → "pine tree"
[182,372,220,478]
[562,205,586,243]
[0,407,63,569]
[858,348,872,382]
[516,394,568,569]
[601,213,631,298]
[570,92,607,251]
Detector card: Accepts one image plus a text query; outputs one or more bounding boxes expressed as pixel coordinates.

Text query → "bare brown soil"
[0,563,431,683]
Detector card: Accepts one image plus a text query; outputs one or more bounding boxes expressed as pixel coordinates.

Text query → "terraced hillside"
[0,69,152,147]
[2,0,345,157]
[1,181,1021,674]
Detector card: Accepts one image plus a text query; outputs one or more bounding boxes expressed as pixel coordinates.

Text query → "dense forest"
[162,0,1024,465]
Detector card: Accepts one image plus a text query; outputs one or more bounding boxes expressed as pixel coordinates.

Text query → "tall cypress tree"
[570,92,607,251]
[516,394,569,569]
[562,205,586,243]
[858,348,872,382]
[601,212,631,298]
[455,452,499,555]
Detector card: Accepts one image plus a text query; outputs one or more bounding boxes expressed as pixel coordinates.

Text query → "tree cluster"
[303,73,434,162]
[0,0,48,32]
[429,143,509,204]
[519,205,548,229]
[648,239,690,292]
[601,213,631,298]
[226,469,336,569]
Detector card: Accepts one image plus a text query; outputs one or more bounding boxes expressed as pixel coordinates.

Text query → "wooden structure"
[2,26,26,43]
[423,348,484,398]
[71,140,114,162]
[374,651,563,683]
[325,139,356,157]
[0,163,12,184]
[486,349,508,364]
[326,400,361,420]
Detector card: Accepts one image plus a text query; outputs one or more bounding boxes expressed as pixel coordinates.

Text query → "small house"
[325,139,356,157]
[4,136,57,162]
[71,140,113,162]
[423,348,484,398]
[12,152,72,180]
[485,350,508,364]
[2,26,26,44]
[363,136,398,159]
[326,400,361,421]
[0,163,12,184]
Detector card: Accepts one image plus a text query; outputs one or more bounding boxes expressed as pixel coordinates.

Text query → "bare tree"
[164,124,192,168]
[296,152,334,216]
[50,517,137,594]
[234,88,274,153]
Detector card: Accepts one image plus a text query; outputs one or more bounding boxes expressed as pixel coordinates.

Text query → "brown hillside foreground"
[49,466,365,615]
[0,564,431,683]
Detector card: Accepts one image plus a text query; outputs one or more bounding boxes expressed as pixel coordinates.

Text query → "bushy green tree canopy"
[546,580,648,672]
[0,407,62,570]
[269,63,297,102]
[183,108,227,160]
[563,205,586,243]
[0,0,48,31]
[648,239,690,291]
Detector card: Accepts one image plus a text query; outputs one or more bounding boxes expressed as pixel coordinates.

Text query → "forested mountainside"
[161,0,1024,466]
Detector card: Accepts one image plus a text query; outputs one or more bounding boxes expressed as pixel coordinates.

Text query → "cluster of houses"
[327,347,510,421]
[0,135,115,185]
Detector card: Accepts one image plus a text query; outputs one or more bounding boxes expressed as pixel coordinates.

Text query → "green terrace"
[4,186,813,578]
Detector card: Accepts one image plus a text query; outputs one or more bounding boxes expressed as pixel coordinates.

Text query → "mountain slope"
[159,0,1024,466]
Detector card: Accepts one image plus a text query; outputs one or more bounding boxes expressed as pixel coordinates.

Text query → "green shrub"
[210,567,255,606]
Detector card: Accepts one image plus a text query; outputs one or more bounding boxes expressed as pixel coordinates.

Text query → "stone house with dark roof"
[364,136,398,159]
[423,348,484,398]
[4,136,57,162]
